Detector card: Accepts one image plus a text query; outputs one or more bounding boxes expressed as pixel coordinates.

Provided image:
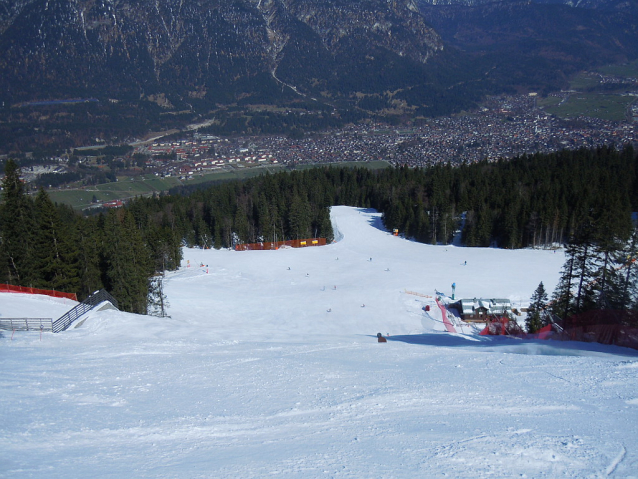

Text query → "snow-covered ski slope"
[2,206,638,478]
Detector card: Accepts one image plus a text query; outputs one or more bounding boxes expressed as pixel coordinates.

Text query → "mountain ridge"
[0,0,445,105]
[1,0,637,152]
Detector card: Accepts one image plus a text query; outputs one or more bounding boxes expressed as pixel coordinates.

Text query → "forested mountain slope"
[0,0,447,106]
[417,0,638,94]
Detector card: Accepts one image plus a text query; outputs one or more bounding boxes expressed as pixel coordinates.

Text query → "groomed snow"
[2,206,637,478]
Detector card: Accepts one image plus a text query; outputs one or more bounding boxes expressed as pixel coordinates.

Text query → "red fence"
[562,310,638,350]
[479,310,638,350]
[0,283,77,301]
[435,297,457,333]
[563,324,638,350]
[235,238,327,251]
[479,315,525,336]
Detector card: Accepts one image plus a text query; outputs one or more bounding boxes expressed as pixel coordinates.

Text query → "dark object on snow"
[377,333,387,343]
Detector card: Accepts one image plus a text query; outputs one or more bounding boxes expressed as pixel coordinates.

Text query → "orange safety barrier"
[0,283,77,301]
[404,290,433,298]
[235,238,327,251]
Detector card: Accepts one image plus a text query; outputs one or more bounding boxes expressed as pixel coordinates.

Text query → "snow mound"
[0,292,77,320]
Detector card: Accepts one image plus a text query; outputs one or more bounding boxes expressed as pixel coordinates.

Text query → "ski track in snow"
[2,206,638,478]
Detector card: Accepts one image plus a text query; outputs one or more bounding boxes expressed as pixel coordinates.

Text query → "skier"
[377,333,387,343]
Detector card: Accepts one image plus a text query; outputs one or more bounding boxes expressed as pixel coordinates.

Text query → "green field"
[568,73,601,91]
[48,165,288,210]
[48,177,178,210]
[47,162,390,210]
[539,60,638,121]
[597,60,638,78]
[569,60,638,91]
[538,93,635,121]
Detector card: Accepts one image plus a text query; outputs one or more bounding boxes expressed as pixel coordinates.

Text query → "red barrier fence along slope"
[0,283,77,302]
[435,298,457,333]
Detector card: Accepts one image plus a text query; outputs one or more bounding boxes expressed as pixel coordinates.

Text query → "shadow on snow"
[372,333,638,358]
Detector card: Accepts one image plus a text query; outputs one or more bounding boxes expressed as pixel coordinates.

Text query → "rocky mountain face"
[417,0,638,93]
[0,0,637,153]
[0,0,446,106]
[416,0,636,9]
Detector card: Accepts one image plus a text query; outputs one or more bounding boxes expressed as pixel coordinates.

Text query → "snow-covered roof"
[459,298,511,315]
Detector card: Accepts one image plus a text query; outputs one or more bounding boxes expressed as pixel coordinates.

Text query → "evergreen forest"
[1,144,636,317]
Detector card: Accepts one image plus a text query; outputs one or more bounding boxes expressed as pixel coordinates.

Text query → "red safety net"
[562,310,638,350]
[0,283,77,301]
[435,298,457,333]
[536,324,554,340]
[480,310,638,351]
[479,315,525,336]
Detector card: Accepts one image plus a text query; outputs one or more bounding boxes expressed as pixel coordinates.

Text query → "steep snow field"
[2,206,637,478]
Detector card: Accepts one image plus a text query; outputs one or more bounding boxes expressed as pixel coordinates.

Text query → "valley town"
[13,93,638,190]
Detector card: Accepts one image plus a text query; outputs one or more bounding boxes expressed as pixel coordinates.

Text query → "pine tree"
[569,223,599,315]
[256,195,274,242]
[526,282,548,333]
[551,254,575,321]
[195,218,212,249]
[288,193,312,239]
[619,227,638,311]
[315,206,334,242]
[102,210,152,314]
[32,189,80,293]
[146,223,182,272]
[232,207,250,245]
[594,236,626,310]
[147,274,170,317]
[74,216,104,301]
[0,159,36,285]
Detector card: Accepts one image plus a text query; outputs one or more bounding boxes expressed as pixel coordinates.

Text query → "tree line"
[0,159,181,314]
[526,225,638,333]
[1,144,636,316]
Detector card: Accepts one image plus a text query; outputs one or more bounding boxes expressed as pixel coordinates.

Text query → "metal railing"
[0,318,53,332]
[52,289,119,333]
